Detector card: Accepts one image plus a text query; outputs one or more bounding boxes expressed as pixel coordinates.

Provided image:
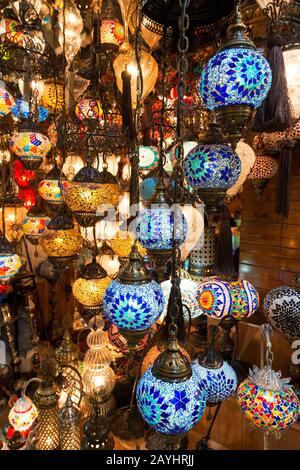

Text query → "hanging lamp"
[72,261,111,313]
[10,126,51,170]
[38,165,69,208]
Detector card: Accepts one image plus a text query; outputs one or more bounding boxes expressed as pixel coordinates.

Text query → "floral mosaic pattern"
[38,179,69,203]
[264,285,300,342]
[22,215,50,238]
[10,131,51,158]
[138,146,159,170]
[136,206,187,250]
[103,279,164,331]
[200,47,272,110]
[237,378,299,430]
[0,253,22,281]
[136,367,206,435]
[183,144,241,189]
[63,182,121,213]
[192,361,237,403]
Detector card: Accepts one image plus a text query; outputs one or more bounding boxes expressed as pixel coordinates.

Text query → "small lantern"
[10,129,51,170]
[34,377,60,450]
[0,237,22,283]
[247,155,278,198]
[72,261,111,312]
[38,166,69,207]
[59,395,81,450]
[8,395,38,433]
[22,204,51,245]
[13,160,35,188]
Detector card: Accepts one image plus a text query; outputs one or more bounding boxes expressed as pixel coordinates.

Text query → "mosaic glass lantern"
[263,284,300,342]
[0,237,22,283]
[200,4,272,147]
[0,87,14,116]
[103,245,164,332]
[100,18,125,47]
[63,166,122,227]
[138,145,159,171]
[113,42,158,109]
[13,160,35,187]
[40,79,64,112]
[237,365,299,431]
[12,99,49,123]
[0,203,27,243]
[136,333,206,436]
[22,204,50,245]
[159,278,202,324]
[34,377,60,450]
[72,261,111,312]
[195,279,259,320]
[227,140,256,198]
[109,231,147,260]
[10,129,51,170]
[40,210,83,269]
[8,395,38,432]
[247,155,278,198]
[38,166,69,207]
[75,99,104,123]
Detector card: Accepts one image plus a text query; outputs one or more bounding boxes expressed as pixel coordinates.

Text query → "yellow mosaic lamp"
[10,128,51,170]
[109,231,147,260]
[40,207,83,270]
[73,261,111,313]
[63,165,122,228]
[40,79,64,112]
[38,166,69,208]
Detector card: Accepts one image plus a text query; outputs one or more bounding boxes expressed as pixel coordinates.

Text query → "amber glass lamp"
[40,207,83,270]
[38,166,69,208]
[109,231,147,265]
[40,79,64,113]
[22,202,50,245]
[63,165,122,228]
[73,260,111,313]
[113,42,158,109]
[10,128,51,170]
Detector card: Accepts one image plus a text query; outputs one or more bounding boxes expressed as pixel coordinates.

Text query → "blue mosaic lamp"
[200,2,272,147]
[103,244,164,344]
[12,99,49,123]
[136,328,206,437]
[192,326,237,404]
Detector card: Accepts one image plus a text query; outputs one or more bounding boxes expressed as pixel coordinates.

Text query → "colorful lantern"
[8,396,38,433]
[263,285,300,342]
[138,146,159,171]
[195,279,259,320]
[73,261,111,311]
[12,99,49,123]
[40,80,64,112]
[13,160,35,188]
[0,204,27,243]
[237,365,299,431]
[0,237,23,283]
[38,166,69,206]
[100,18,125,47]
[0,87,14,117]
[22,206,51,245]
[75,99,104,123]
[109,231,147,259]
[103,245,164,331]
[17,188,36,210]
[10,129,51,170]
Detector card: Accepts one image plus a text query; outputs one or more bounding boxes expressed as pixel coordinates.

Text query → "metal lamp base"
[145,430,187,450]
[215,104,253,150]
[48,255,78,271]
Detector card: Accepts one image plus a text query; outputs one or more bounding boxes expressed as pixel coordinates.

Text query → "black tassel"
[121,70,134,139]
[215,209,235,278]
[158,280,188,345]
[252,32,293,133]
[275,138,294,217]
[142,99,153,146]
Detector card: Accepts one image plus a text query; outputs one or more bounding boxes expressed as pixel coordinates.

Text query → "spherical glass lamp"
[200,4,272,146]
[22,204,51,245]
[0,237,23,283]
[109,231,147,261]
[10,128,51,170]
[72,261,111,312]
[138,145,159,171]
[38,166,69,207]
[40,210,83,270]
[63,166,122,227]
[113,42,158,109]
[103,245,164,335]
[100,18,125,47]
[237,364,299,431]
[0,87,14,117]
[8,396,38,433]
[40,79,64,113]
[136,333,206,437]
[13,160,35,187]
[247,155,278,198]
[12,99,49,123]
[195,279,259,320]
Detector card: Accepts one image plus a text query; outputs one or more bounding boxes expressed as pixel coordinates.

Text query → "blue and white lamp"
[103,244,164,345]
[200,3,272,147]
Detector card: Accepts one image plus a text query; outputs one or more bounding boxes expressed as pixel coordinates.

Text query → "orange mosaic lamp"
[10,128,51,170]
[73,261,111,313]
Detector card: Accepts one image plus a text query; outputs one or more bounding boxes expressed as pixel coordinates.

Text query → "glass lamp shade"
[113,42,158,109]
[18,188,36,211]
[103,279,164,331]
[109,232,147,259]
[38,168,69,205]
[180,205,204,262]
[237,376,299,431]
[192,360,237,403]
[184,143,241,190]
[40,227,83,259]
[283,47,300,119]
[141,345,191,375]
[0,250,22,282]
[22,212,51,245]
[227,140,256,198]
[263,285,300,342]
[138,145,159,171]
[0,87,14,116]
[159,278,202,324]
[75,99,104,123]
[100,18,125,46]
[40,80,64,112]
[10,130,51,170]
[58,0,83,64]
[200,47,272,111]
[195,279,259,320]
[8,396,38,432]
[72,268,112,309]
[14,160,35,187]
[12,99,49,123]
[136,205,188,251]
[136,367,206,435]
[247,155,278,180]
[0,205,27,243]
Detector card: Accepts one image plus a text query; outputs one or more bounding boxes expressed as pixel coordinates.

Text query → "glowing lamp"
[22,205,50,245]
[227,141,256,198]
[109,231,147,260]
[0,237,23,283]
[138,145,159,171]
[17,188,36,210]
[12,99,49,123]
[72,261,111,311]
[0,87,14,117]
[100,18,125,47]
[8,396,38,433]
[58,0,83,64]
[283,46,300,119]
[75,99,104,123]
[38,166,69,206]
[40,80,64,112]
[14,160,35,187]
[10,129,51,170]
[62,154,84,181]
[0,204,27,243]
